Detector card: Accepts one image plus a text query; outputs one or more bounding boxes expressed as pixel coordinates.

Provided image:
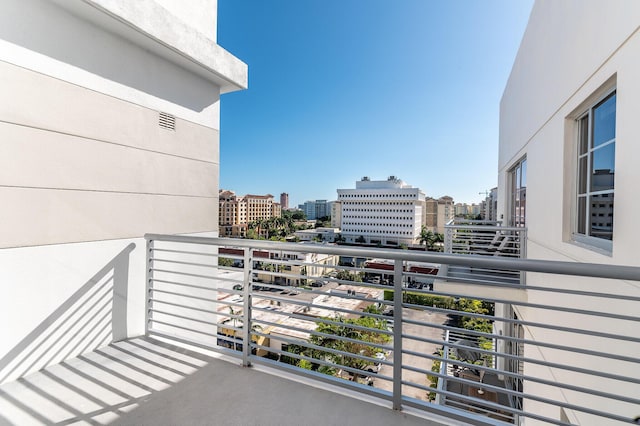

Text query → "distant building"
[294,227,340,242]
[424,196,455,234]
[219,190,281,237]
[337,176,425,245]
[454,202,483,218]
[299,199,330,220]
[483,187,498,222]
[280,193,289,210]
[331,201,342,228]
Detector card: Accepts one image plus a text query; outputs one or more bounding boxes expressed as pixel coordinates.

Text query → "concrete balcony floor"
[0,337,453,426]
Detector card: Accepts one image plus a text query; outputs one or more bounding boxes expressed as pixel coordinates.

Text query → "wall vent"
[158,112,176,131]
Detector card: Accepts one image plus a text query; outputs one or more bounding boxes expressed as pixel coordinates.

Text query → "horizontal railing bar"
[250,342,394,383]
[147,330,240,359]
[247,354,393,401]
[145,234,640,282]
[415,284,640,325]
[151,257,218,270]
[401,302,640,344]
[251,318,393,356]
[148,319,218,338]
[151,278,222,292]
[249,330,386,368]
[421,370,632,426]
[402,391,570,426]
[252,306,393,339]
[250,297,390,328]
[149,288,218,304]
[151,299,222,315]
[150,267,229,282]
[150,247,221,258]
[149,308,217,326]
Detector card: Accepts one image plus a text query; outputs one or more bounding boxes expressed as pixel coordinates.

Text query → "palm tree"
[419,226,438,251]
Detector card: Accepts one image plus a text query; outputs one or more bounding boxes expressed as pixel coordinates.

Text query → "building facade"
[280,192,289,210]
[337,176,425,245]
[219,190,281,237]
[299,199,330,220]
[424,196,455,234]
[496,1,640,423]
[0,0,247,381]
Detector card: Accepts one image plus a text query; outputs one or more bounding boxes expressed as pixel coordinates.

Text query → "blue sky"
[217,0,533,207]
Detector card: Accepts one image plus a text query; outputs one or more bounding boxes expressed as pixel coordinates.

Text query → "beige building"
[424,196,455,234]
[219,190,281,237]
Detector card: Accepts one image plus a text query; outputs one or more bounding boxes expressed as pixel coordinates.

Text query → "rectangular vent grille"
[159,112,176,131]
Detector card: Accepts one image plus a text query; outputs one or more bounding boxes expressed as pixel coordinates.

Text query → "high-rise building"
[280,193,289,210]
[337,176,425,245]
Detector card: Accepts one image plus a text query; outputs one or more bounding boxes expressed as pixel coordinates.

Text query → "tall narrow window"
[576,91,615,243]
[509,158,527,227]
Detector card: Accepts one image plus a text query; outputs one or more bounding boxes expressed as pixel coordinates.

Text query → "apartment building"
[454,202,482,218]
[0,0,247,381]
[219,190,281,237]
[424,195,455,234]
[496,1,640,423]
[299,199,330,220]
[337,176,425,245]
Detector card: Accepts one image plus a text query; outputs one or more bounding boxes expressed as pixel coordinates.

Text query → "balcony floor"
[0,337,452,426]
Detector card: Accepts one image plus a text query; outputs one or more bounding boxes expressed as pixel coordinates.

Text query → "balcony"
[437,220,527,301]
[1,234,639,425]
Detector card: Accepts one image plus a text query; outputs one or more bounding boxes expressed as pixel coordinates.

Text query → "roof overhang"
[51,0,248,94]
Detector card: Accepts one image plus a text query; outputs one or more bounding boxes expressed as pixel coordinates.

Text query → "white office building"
[337,176,425,245]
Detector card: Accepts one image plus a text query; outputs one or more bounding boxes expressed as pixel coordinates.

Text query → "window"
[576,91,615,244]
[508,158,527,227]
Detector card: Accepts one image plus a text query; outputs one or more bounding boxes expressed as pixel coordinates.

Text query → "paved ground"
[374,309,449,400]
[0,337,454,426]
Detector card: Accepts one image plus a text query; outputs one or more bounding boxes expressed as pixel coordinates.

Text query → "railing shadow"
[0,243,135,385]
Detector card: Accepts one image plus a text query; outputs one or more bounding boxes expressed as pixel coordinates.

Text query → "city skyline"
[217,1,533,207]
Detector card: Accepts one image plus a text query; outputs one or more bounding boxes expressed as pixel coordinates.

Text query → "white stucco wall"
[0,0,245,383]
[499,0,640,265]
[498,1,640,423]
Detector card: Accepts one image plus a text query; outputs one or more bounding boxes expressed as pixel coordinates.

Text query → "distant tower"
[280,192,289,209]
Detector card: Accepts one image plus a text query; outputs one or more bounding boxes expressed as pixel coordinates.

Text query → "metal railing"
[444,219,527,286]
[144,234,640,426]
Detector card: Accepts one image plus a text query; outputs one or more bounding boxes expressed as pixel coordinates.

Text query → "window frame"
[572,89,616,253]
[508,157,527,228]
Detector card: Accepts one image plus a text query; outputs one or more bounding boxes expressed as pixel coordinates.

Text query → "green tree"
[218,257,234,267]
[309,315,390,380]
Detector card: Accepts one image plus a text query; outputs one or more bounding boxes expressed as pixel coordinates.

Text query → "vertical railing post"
[144,238,154,336]
[435,329,449,405]
[520,227,527,285]
[392,259,404,411]
[241,247,253,367]
[444,226,453,254]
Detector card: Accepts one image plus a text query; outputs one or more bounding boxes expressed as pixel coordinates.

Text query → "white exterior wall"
[0,0,246,383]
[499,1,640,423]
[337,178,426,245]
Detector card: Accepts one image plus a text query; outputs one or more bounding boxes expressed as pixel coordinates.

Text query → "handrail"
[145,234,640,282]
[143,233,640,425]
